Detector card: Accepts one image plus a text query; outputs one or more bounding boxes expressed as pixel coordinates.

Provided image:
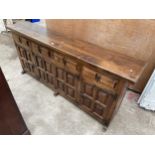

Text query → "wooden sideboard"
[7,22,146,127]
[0,67,30,135]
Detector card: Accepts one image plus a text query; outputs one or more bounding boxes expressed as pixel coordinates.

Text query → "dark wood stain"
[7,21,146,127]
[0,67,30,135]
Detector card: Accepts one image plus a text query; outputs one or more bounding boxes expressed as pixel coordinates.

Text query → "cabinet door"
[93,88,114,120]
[55,66,78,102]
[80,82,95,111]
[55,67,66,94]
[15,43,37,77]
[13,33,30,50]
[80,80,115,121]
[65,72,78,101]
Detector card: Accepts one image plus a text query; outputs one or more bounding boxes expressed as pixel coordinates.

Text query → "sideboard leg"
[21,70,26,74]
[102,125,108,132]
[54,92,59,96]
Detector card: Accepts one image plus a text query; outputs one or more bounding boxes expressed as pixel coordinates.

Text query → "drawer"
[82,67,119,89]
[20,37,30,48]
[13,34,30,49]
[32,42,53,58]
[12,33,21,43]
[65,58,79,75]
[53,52,65,67]
[31,42,38,53]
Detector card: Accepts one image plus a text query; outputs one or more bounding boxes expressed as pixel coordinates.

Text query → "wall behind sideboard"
[46,19,155,92]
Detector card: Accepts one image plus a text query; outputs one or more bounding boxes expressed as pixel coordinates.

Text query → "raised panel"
[65,58,79,74]
[13,34,30,49]
[39,46,49,57]
[44,61,54,74]
[45,61,51,72]
[32,42,39,53]
[82,67,96,83]
[81,96,93,111]
[24,50,32,61]
[66,86,75,99]
[95,89,108,104]
[57,80,65,92]
[36,56,43,68]
[32,42,54,59]
[83,82,94,97]
[21,60,36,77]
[17,46,25,58]
[54,52,64,67]
[56,68,65,80]
[46,74,54,85]
[66,72,75,86]
[16,46,32,62]
[39,70,46,81]
[93,102,105,119]
[20,37,30,48]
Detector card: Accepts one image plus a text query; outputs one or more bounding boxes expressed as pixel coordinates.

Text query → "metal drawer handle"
[95,73,101,82]
[63,58,66,65]
[19,37,22,43]
[26,41,29,47]
[38,46,41,53]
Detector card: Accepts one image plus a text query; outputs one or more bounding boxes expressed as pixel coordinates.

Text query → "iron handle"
[63,58,66,65]
[95,73,101,82]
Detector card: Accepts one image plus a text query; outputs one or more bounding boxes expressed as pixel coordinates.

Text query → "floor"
[1,32,155,135]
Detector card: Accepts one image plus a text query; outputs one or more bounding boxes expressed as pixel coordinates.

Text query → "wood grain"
[46,19,155,92]
[7,21,147,126]
[7,21,146,83]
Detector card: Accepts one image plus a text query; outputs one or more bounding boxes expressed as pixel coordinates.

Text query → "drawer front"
[32,42,54,58]
[53,52,65,67]
[82,67,119,90]
[31,42,38,53]
[13,33,30,49]
[82,67,96,83]
[65,57,79,75]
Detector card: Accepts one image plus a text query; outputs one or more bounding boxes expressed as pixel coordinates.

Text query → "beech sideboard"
[7,22,146,127]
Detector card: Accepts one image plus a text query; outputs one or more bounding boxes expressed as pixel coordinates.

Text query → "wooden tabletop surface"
[7,21,147,83]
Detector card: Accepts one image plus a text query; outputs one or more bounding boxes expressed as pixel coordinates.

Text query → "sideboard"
[7,21,146,127]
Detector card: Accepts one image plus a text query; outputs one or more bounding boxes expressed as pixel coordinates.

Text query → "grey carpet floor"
[0,33,155,134]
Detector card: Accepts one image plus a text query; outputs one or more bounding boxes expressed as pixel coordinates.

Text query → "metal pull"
[95,73,101,82]
[26,40,29,47]
[19,37,22,43]
[38,46,41,53]
[63,58,66,65]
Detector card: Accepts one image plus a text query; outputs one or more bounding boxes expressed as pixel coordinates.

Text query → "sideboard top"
[7,21,147,83]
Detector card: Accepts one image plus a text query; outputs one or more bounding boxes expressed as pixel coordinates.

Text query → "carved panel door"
[31,42,56,89]
[55,66,78,102]
[33,54,55,89]
[80,80,115,121]
[12,33,36,76]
